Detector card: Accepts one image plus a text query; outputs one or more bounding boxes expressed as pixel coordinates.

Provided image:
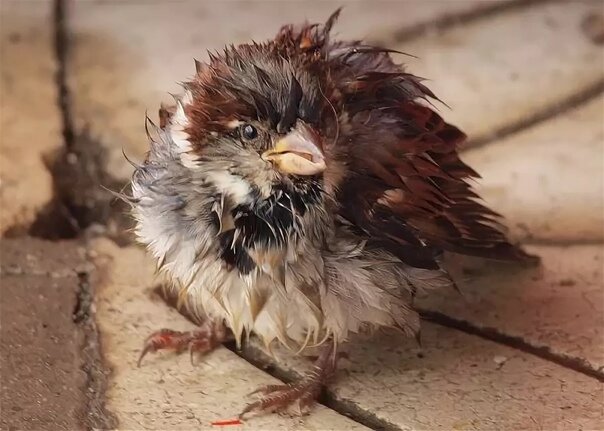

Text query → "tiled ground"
[1,1,603,430]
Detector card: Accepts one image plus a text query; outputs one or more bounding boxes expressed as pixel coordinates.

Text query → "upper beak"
[261,124,326,176]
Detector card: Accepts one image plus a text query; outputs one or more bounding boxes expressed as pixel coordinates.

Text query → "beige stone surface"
[90,238,367,430]
[420,244,604,372]
[462,96,604,242]
[394,1,604,143]
[68,0,495,182]
[0,2,60,233]
[256,325,603,430]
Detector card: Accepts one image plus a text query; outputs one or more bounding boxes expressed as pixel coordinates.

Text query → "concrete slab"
[251,325,603,430]
[0,239,89,430]
[420,244,604,372]
[462,96,604,242]
[393,1,604,144]
[0,2,61,234]
[90,238,367,430]
[68,0,497,182]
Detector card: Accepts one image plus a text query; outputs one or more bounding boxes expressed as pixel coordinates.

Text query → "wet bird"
[129,9,534,417]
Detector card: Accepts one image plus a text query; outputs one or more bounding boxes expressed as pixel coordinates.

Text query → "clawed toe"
[137,321,227,367]
[247,384,290,397]
[138,328,187,367]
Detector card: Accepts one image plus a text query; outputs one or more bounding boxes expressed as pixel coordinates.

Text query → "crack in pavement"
[462,79,604,152]
[53,0,73,150]
[232,343,404,431]
[72,266,119,430]
[418,309,604,383]
[50,1,118,429]
[373,0,558,45]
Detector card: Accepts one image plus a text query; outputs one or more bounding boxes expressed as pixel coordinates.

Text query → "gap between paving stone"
[420,243,604,375]
[27,1,119,428]
[388,1,604,148]
[418,310,604,383]
[235,306,604,422]
[238,324,603,430]
[54,0,74,149]
[463,79,604,151]
[374,0,554,45]
[28,0,132,242]
[234,344,404,431]
[73,264,120,429]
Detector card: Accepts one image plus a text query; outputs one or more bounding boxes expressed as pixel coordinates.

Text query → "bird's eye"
[240,124,258,141]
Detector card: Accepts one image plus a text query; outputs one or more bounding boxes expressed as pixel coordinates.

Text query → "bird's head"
[163,38,343,206]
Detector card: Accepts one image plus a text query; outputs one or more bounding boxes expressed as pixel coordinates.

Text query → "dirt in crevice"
[27,128,134,245]
[75,266,120,430]
[374,0,557,45]
[1,0,135,244]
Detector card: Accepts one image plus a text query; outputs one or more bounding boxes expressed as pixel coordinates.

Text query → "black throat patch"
[217,180,323,274]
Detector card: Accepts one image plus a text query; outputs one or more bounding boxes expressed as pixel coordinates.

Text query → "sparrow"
[128,9,535,417]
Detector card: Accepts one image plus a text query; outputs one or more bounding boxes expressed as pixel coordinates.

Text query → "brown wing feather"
[317,36,534,265]
[341,99,534,263]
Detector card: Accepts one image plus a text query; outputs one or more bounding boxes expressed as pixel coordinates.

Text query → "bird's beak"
[261,123,326,176]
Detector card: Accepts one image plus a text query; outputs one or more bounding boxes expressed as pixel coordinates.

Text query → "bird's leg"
[137,320,227,367]
[240,341,338,417]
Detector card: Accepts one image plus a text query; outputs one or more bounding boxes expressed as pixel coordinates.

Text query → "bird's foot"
[240,344,337,417]
[137,320,226,367]
[240,379,323,417]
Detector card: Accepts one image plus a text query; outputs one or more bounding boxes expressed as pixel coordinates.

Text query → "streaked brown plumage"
[129,9,535,417]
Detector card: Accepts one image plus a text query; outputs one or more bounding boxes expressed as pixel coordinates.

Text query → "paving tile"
[68,0,496,182]
[393,1,604,143]
[419,244,604,372]
[462,96,604,242]
[90,238,367,430]
[0,238,90,430]
[251,324,603,430]
[0,2,61,234]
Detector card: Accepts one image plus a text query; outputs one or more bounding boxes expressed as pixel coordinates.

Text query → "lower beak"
[261,126,326,176]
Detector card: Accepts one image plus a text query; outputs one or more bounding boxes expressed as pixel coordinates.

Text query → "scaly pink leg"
[137,320,227,367]
[240,342,338,417]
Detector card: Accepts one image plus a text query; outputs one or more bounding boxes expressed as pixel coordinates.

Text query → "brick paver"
[0,3,61,234]
[0,239,90,430]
